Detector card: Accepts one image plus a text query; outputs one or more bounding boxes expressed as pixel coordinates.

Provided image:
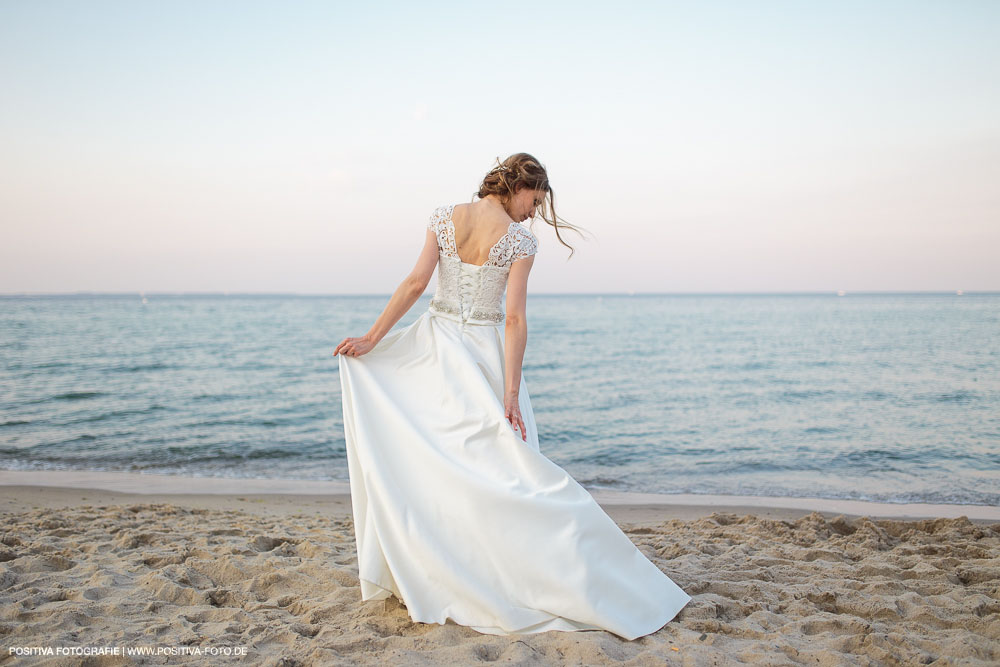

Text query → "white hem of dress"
[358,576,678,640]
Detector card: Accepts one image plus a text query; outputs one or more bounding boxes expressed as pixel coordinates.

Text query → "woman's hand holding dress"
[334,335,376,358]
[504,389,526,441]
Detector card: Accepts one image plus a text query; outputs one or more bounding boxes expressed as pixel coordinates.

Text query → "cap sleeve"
[427,205,447,233]
[512,225,538,262]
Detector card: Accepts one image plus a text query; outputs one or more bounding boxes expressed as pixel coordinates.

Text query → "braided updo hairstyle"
[473,152,585,258]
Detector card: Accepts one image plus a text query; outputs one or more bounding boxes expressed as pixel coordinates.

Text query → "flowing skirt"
[337,308,691,640]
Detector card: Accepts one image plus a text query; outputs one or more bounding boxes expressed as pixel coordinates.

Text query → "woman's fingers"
[506,408,526,441]
[336,337,370,357]
[334,337,357,356]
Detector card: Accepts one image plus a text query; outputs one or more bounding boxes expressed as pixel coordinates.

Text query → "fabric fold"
[338,308,692,639]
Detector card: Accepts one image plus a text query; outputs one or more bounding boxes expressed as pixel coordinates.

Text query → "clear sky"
[1,0,998,294]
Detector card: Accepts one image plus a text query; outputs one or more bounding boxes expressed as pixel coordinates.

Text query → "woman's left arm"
[333,228,439,357]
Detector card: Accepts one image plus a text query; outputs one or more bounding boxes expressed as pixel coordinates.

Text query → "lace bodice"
[426,204,538,326]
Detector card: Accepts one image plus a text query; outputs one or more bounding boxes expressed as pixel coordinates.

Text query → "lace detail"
[428,260,507,325]
[427,204,538,268]
[496,224,539,264]
[425,204,538,326]
[427,205,458,258]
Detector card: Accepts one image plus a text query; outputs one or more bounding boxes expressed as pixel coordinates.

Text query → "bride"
[333,153,691,640]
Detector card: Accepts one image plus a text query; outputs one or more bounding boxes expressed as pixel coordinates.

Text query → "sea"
[1,292,998,507]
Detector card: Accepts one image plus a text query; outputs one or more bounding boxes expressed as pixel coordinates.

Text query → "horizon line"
[2,290,997,297]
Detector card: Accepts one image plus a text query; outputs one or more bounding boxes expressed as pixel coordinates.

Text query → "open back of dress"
[337,204,691,639]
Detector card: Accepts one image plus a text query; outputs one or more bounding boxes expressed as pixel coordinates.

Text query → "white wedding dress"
[337,204,691,640]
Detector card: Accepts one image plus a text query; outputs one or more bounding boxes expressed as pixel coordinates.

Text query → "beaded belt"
[429,298,505,326]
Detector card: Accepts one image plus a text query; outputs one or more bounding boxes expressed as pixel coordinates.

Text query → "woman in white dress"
[333,153,691,640]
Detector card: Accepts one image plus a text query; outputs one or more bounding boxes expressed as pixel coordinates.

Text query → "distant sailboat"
[956,289,964,296]
[837,290,846,296]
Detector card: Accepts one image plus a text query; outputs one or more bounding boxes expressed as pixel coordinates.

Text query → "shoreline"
[2,469,996,523]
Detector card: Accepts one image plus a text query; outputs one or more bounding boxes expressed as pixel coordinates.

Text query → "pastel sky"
[2,0,998,294]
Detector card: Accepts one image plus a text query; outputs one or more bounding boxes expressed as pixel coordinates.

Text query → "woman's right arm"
[503,254,535,440]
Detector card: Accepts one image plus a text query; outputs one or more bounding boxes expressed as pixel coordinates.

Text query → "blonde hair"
[472,152,586,258]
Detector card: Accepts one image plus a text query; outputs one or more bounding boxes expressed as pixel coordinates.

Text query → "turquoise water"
[2,293,998,506]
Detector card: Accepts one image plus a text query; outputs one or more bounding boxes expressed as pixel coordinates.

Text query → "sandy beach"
[1,471,998,665]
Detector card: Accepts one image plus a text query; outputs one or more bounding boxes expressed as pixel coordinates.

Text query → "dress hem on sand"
[358,576,686,640]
